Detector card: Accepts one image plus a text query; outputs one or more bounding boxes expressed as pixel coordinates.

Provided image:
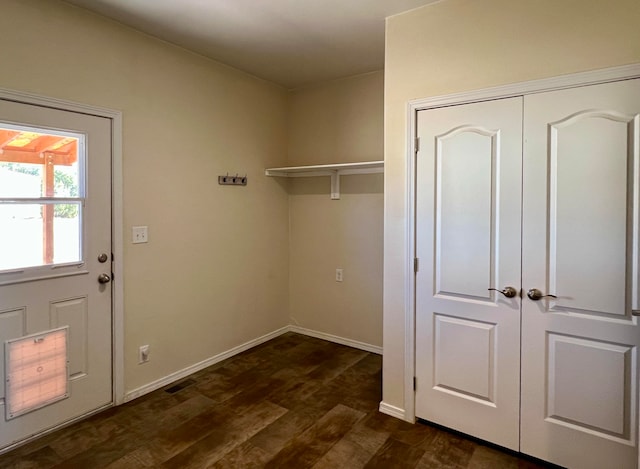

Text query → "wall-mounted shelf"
[265,161,384,199]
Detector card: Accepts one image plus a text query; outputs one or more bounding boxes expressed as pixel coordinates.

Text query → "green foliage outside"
[1,162,79,218]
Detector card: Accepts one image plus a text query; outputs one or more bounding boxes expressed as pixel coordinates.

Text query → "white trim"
[405,93,418,427]
[379,401,407,421]
[124,324,382,403]
[111,112,125,405]
[404,63,640,424]
[288,325,383,355]
[409,63,640,111]
[0,87,125,406]
[124,326,290,402]
[0,88,120,117]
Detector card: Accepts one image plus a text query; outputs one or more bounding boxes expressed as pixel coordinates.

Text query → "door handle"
[98,273,111,284]
[527,288,556,301]
[488,287,518,298]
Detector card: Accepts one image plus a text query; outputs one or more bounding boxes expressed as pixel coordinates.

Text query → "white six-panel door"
[415,97,523,450]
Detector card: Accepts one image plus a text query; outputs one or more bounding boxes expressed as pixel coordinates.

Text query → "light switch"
[132,226,148,244]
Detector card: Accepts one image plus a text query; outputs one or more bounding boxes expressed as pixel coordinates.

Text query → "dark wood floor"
[0,333,556,468]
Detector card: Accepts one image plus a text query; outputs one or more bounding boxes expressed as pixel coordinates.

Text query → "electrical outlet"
[139,345,149,364]
[336,268,343,282]
[132,226,148,244]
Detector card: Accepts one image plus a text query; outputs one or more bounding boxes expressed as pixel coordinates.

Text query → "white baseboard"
[124,326,289,403]
[379,401,408,421]
[124,324,382,403]
[288,325,383,355]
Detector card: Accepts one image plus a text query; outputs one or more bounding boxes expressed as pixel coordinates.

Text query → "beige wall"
[383,0,640,413]
[1,0,290,392]
[287,72,384,347]
[287,72,384,166]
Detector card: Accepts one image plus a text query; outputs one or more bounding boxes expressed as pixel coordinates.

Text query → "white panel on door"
[436,127,496,300]
[0,308,25,401]
[434,314,496,404]
[549,111,637,317]
[547,333,633,441]
[50,297,88,379]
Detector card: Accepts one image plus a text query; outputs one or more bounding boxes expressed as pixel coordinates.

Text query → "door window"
[0,124,85,272]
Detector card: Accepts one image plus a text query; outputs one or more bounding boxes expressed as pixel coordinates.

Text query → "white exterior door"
[0,99,112,451]
[521,79,640,469]
[415,97,523,450]
[415,78,640,468]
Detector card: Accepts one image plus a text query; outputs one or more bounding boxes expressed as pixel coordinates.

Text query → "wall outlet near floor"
[335,268,343,282]
[132,225,148,244]
[139,345,150,363]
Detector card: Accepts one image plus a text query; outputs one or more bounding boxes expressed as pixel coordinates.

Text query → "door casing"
[0,87,124,451]
[396,63,640,434]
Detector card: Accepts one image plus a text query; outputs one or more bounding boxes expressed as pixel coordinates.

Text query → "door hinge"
[413,376,417,391]
[414,258,419,273]
[415,137,420,153]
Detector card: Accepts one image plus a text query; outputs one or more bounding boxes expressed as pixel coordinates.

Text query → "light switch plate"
[132,226,148,244]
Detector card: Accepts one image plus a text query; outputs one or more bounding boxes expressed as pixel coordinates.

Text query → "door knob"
[98,273,111,284]
[488,287,518,298]
[527,288,556,301]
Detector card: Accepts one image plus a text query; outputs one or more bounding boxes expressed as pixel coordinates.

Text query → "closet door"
[521,78,640,469]
[415,97,523,450]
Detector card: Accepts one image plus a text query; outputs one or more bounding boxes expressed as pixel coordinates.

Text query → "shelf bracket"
[331,171,340,200]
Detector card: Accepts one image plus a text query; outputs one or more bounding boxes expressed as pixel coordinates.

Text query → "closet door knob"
[527,288,557,301]
[488,287,518,298]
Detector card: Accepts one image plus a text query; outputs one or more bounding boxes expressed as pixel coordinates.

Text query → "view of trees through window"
[0,162,79,218]
[0,127,83,271]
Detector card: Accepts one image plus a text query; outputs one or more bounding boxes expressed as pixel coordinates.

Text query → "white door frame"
[402,63,640,428]
[0,87,125,410]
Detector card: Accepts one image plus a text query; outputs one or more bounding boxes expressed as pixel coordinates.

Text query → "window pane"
[0,163,43,197]
[0,126,80,198]
[0,203,81,271]
[53,204,81,264]
[52,164,80,198]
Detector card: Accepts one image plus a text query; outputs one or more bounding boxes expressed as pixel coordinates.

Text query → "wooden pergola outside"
[0,128,78,265]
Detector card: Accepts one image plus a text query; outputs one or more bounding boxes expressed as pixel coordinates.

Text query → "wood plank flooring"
[0,333,558,468]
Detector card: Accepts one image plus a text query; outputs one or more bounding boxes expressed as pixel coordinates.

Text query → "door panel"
[50,297,89,378]
[0,309,26,404]
[433,314,496,403]
[0,100,112,451]
[521,79,640,468]
[437,129,495,299]
[546,333,632,437]
[415,97,523,451]
[550,111,630,316]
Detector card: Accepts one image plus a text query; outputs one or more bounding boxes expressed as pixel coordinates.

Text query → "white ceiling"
[63,0,438,89]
